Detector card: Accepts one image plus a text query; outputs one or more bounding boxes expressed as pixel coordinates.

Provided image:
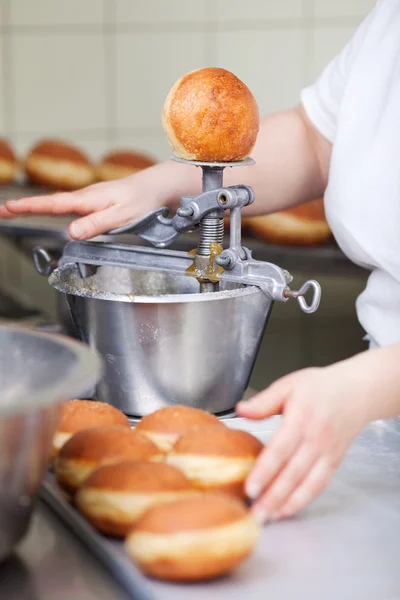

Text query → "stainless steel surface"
[171,156,256,168]
[0,326,101,562]
[151,417,400,600]
[3,501,133,600]
[40,475,153,600]
[13,417,399,600]
[50,265,272,415]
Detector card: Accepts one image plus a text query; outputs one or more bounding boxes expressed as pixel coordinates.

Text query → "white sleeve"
[301,2,382,143]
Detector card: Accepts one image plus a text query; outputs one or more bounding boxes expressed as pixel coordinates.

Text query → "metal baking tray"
[40,472,155,600]
[39,418,269,600]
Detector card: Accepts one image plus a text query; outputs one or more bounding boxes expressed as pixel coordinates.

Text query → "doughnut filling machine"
[34,156,321,417]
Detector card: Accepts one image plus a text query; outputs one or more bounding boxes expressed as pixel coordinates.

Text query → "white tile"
[13,134,109,162]
[11,34,107,133]
[216,29,307,115]
[9,0,104,26]
[214,0,304,21]
[310,26,356,80]
[0,42,4,134]
[313,0,376,19]
[113,130,171,162]
[115,0,207,24]
[115,32,207,129]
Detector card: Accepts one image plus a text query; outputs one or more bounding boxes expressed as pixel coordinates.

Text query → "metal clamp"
[283,280,321,313]
[33,247,57,277]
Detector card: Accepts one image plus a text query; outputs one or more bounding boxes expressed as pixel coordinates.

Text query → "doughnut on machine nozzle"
[33,68,321,418]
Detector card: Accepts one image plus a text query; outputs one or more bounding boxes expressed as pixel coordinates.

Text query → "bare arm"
[224,105,332,216]
[1,105,332,239]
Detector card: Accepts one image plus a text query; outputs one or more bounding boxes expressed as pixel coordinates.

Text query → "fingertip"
[245,478,261,501]
[69,222,84,240]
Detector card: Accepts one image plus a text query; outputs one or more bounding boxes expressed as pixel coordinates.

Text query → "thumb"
[236,375,294,420]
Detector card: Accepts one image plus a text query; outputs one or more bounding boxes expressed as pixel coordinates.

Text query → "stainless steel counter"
[4,416,399,600]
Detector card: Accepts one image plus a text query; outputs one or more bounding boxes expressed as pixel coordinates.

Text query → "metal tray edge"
[39,476,155,600]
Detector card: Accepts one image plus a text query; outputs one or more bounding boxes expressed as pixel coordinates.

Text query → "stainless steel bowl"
[49,264,273,416]
[0,326,101,563]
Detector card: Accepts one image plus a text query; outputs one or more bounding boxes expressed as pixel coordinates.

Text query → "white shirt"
[301,0,400,348]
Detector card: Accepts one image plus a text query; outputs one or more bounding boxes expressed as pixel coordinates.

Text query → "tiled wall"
[0,0,375,162]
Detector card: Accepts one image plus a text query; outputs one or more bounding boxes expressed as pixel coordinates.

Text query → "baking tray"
[39,418,270,600]
[40,472,155,600]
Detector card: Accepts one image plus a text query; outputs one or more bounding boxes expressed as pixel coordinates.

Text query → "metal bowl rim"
[49,264,265,304]
[0,325,101,418]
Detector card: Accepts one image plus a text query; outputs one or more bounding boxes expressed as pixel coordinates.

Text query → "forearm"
[147,105,332,215]
[330,345,400,424]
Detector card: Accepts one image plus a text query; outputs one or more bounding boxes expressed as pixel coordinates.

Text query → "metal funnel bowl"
[49,264,273,416]
[0,326,101,563]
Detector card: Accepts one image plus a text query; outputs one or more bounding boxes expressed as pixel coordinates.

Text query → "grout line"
[204,0,217,66]
[103,0,116,146]
[1,2,21,290]
[0,15,365,35]
[10,126,166,138]
[302,0,314,20]
[303,0,315,84]
[1,1,14,138]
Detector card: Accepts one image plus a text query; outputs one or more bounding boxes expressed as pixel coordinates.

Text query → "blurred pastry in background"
[54,426,163,496]
[24,139,96,191]
[247,197,332,246]
[126,492,259,582]
[75,461,197,537]
[52,399,131,461]
[134,405,226,452]
[166,425,263,499]
[96,150,156,182]
[0,139,18,184]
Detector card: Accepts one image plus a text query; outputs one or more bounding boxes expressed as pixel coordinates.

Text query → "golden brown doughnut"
[166,426,263,498]
[24,139,96,190]
[0,138,17,184]
[126,492,259,581]
[54,426,163,496]
[96,150,156,182]
[162,68,259,162]
[134,405,226,452]
[248,198,332,246]
[75,461,198,537]
[52,399,130,461]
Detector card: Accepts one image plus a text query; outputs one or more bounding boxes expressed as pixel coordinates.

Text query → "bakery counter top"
[6,416,400,600]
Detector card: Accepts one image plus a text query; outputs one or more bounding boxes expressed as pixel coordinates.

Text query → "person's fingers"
[68,205,131,239]
[0,205,18,218]
[236,375,294,420]
[277,457,334,519]
[6,188,112,217]
[6,193,78,216]
[245,414,302,501]
[250,442,318,520]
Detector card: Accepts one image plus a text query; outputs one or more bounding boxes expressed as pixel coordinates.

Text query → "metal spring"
[198,217,224,255]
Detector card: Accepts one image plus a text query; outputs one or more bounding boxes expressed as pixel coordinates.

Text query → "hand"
[236,362,372,523]
[0,171,163,240]
[0,161,195,240]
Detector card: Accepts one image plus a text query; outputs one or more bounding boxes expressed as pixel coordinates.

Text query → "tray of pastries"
[41,399,269,599]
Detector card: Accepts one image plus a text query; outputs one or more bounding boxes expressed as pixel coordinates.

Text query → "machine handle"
[33,247,58,277]
[283,279,321,314]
